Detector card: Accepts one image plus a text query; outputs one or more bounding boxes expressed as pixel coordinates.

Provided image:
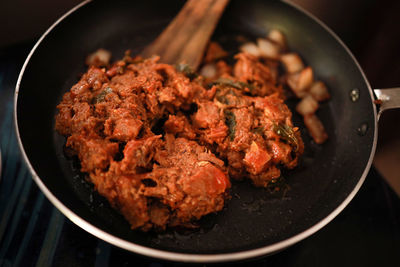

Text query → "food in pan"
[55,29,329,231]
[239,30,330,144]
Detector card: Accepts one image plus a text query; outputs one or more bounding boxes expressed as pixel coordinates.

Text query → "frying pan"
[14,0,400,263]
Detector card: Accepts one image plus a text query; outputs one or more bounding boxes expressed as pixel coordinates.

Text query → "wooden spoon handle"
[141,0,229,70]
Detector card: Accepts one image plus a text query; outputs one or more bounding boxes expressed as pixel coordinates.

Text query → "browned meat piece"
[233,53,283,97]
[243,141,271,175]
[66,135,118,173]
[120,135,162,173]
[103,108,143,141]
[192,101,228,144]
[164,114,197,140]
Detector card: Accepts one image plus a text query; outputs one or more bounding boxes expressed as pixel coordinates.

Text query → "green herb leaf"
[211,77,255,91]
[224,109,236,141]
[215,88,237,105]
[175,63,198,80]
[273,123,299,152]
[216,95,229,104]
[267,176,288,192]
[94,87,113,103]
[251,126,264,135]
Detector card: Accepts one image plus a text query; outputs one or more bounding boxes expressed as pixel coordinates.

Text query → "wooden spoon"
[141,0,229,70]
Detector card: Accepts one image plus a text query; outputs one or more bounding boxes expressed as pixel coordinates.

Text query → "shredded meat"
[55,45,304,231]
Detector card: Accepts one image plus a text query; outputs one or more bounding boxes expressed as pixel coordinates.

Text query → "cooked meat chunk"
[233,53,283,97]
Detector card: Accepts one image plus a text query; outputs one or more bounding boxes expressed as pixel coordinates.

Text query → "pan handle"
[374,88,400,120]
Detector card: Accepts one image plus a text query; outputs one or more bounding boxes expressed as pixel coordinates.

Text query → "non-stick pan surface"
[15,0,376,262]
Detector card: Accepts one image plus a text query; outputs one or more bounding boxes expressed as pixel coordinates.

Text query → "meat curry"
[55,33,327,231]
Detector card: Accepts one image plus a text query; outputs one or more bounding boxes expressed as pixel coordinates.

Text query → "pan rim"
[14,0,378,263]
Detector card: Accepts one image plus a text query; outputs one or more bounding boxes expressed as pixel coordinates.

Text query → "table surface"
[1,41,400,267]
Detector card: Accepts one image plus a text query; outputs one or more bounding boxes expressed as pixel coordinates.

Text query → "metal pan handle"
[374,88,400,120]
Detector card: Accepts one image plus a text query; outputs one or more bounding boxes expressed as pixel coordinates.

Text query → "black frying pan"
[15,0,396,263]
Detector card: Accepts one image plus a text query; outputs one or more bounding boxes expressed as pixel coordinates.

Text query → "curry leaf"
[273,123,299,152]
[224,109,236,141]
[211,77,255,91]
[94,87,113,103]
[267,176,288,192]
[175,63,198,80]
[251,126,264,135]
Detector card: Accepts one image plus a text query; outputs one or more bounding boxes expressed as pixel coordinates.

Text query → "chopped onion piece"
[287,73,306,98]
[280,53,304,73]
[310,81,331,102]
[240,42,260,57]
[200,63,217,78]
[287,67,314,98]
[257,38,280,59]
[297,67,313,91]
[86,48,112,67]
[304,114,328,144]
[296,95,319,116]
[268,29,286,48]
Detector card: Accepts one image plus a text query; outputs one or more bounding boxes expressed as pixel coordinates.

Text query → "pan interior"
[16,0,375,255]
